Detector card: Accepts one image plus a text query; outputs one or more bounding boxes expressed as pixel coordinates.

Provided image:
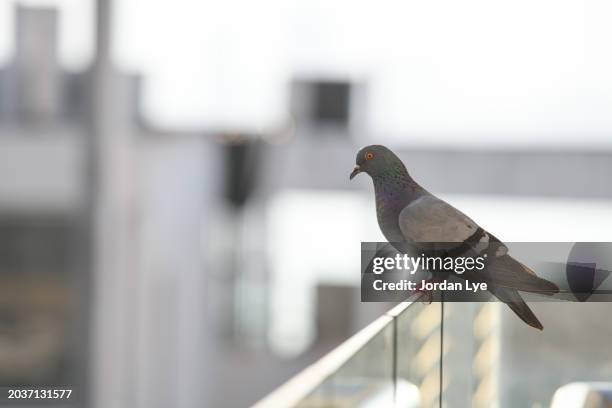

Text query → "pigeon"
[350,145,559,330]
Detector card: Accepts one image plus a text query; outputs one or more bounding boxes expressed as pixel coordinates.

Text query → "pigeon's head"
[350,145,405,180]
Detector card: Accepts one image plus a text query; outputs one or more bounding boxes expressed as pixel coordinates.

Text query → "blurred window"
[0,217,77,386]
[313,81,351,126]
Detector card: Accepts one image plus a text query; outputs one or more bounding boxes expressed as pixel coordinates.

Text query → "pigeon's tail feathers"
[495,288,544,330]
[506,295,544,330]
[488,255,559,295]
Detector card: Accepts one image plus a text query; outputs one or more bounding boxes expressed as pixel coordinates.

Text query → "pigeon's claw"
[408,277,439,304]
[408,290,433,304]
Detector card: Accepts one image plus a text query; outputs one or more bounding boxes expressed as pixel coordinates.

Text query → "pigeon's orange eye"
[365,152,374,160]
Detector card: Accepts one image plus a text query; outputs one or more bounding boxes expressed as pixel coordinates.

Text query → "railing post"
[439,294,445,408]
[392,314,398,406]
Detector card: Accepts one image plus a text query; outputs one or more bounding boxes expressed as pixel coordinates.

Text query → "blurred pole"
[85,0,136,407]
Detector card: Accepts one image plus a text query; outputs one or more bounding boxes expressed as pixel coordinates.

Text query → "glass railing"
[253,301,444,408]
[256,295,612,407]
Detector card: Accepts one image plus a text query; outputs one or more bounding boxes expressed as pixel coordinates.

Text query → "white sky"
[1,0,612,146]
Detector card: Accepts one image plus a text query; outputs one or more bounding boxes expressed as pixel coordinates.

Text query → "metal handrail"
[252,302,414,408]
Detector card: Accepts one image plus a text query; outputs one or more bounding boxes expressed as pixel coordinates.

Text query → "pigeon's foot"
[414,291,433,304]
[408,277,440,304]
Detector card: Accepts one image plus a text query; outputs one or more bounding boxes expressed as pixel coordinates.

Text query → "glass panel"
[443,303,479,408]
[438,301,612,407]
[396,302,443,408]
[498,302,612,407]
[296,319,395,407]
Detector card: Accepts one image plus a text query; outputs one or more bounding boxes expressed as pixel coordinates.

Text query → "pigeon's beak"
[349,165,361,180]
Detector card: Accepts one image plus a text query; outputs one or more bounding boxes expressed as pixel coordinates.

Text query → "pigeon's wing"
[399,195,558,294]
[398,195,478,244]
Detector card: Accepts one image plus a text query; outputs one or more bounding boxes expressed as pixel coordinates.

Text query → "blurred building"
[0,5,211,407]
[0,5,381,408]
